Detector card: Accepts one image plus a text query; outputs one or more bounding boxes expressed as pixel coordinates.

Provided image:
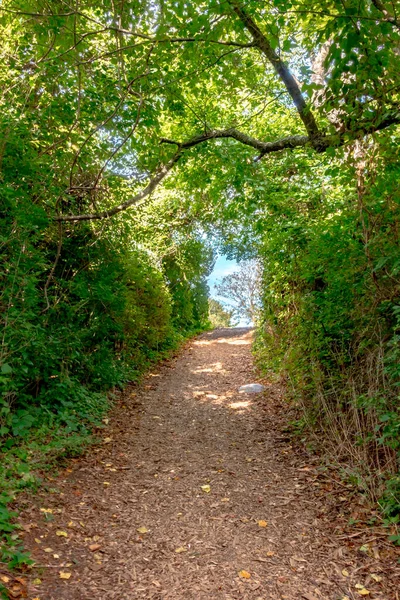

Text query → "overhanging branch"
[161,129,309,154]
[55,150,182,222]
[56,110,400,222]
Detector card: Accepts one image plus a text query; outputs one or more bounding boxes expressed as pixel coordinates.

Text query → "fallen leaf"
[238,570,251,579]
[40,508,53,514]
[56,530,68,537]
[59,572,71,580]
[34,538,41,544]
[0,576,10,583]
[355,584,370,596]
[371,574,382,582]
[33,578,42,585]
[201,484,211,493]
[43,548,53,553]
[89,543,101,552]
[53,554,60,558]
[266,551,275,557]
[137,526,148,534]
[103,437,112,443]
[342,569,349,577]
[221,497,230,502]
[258,520,268,527]
[175,547,187,553]
[68,521,75,527]
[103,482,110,486]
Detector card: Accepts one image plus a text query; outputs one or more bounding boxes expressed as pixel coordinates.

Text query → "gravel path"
[17,328,399,599]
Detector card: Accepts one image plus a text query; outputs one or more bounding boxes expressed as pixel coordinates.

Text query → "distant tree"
[208,299,236,328]
[215,260,261,324]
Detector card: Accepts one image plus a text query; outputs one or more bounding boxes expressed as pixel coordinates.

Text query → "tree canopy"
[1,0,399,221]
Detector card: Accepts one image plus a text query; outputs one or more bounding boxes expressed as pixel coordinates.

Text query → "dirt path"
[18,328,399,599]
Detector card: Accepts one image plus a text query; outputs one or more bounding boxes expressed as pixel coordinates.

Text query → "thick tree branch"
[161,129,309,154]
[228,0,323,146]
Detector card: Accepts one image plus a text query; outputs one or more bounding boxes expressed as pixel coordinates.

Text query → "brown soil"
[13,328,400,599]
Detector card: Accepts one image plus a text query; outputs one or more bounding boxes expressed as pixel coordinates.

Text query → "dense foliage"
[252,138,400,522]
[0,0,399,558]
[208,298,235,328]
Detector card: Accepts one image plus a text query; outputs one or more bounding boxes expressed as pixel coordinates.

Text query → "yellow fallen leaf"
[59,571,71,580]
[175,547,187,553]
[355,584,370,595]
[201,484,211,493]
[342,569,349,577]
[238,570,251,579]
[33,578,42,585]
[68,521,75,527]
[266,551,275,557]
[44,547,53,553]
[0,576,10,583]
[104,437,112,443]
[221,497,230,502]
[258,520,268,527]
[371,574,382,582]
[34,538,42,544]
[53,554,60,558]
[137,526,148,534]
[32,597,41,600]
[40,508,53,514]
[56,530,68,537]
[103,481,110,486]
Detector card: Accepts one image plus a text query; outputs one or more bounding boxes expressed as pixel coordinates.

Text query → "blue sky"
[207,255,239,294]
[207,255,250,326]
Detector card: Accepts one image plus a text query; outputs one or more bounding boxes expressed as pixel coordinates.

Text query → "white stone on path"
[238,383,265,394]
